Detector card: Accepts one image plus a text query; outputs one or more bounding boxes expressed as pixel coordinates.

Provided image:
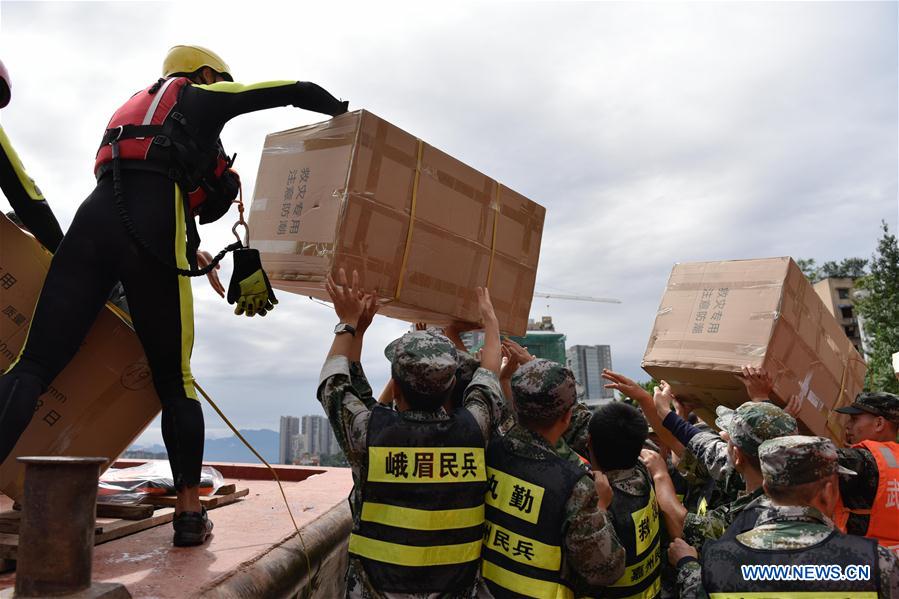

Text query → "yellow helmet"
[162,45,232,81]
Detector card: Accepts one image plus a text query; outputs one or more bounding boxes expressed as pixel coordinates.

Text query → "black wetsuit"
[0,124,64,251]
[0,80,346,489]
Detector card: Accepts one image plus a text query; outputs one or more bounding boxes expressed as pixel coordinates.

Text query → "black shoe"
[173,507,213,547]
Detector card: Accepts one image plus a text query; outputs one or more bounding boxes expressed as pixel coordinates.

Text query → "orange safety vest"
[834,440,899,555]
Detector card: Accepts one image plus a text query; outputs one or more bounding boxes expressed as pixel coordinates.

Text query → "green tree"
[798,257,868,283]
[797,258,819,281]
[854,222,899,394]
[819,257,868,279]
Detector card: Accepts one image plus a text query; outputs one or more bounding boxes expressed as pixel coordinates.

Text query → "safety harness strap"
[109,140,241,278]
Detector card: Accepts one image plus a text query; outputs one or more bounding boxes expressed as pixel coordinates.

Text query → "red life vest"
[94,77,230,213]
[834,439,899,556]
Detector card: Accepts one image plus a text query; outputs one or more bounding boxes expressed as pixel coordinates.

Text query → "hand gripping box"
[248,110,545,335]
[0,214,160,502]
[642,257,866,445]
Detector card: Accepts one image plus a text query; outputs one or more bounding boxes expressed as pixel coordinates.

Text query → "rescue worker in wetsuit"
[0,58,64,252]
[0,45,348,547]
[833,392,899,555]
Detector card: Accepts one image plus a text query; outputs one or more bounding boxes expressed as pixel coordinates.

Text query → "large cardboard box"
[249,110,545,335]
[642,257,866,445]
[0,215,161,502]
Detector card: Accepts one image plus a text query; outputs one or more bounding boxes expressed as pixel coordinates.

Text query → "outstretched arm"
[0,125,63,251]
[181,80,348,132]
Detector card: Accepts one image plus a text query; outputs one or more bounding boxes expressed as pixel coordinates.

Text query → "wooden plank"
[94,508,175,545]
[0,533,18,560]
[215,483,237,496]
[143,488,249,509]
[0,511,19,535]
[96,503,155,520]
[0,488,249,555]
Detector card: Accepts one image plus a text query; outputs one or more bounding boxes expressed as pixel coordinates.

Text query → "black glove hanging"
[227,247,278,317]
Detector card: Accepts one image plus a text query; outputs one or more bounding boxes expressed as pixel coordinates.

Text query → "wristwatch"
[334,322,356,337]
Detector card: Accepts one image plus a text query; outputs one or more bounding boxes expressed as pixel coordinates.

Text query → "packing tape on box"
[649,338,767,356]
[486,181,501,287]
[667,279,783,291]
[394,139,424,299]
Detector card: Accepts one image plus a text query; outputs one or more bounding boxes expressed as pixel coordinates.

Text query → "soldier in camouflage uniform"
[671,436,899,599]
[582,401,665,599]
[479,359,626,598]
[318,270,504,599]
[834,391,899,551]
[676,402,797,546]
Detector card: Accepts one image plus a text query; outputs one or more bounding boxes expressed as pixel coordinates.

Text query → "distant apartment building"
[567,344,614,407]
[279,416,300,465]
[301,415,339,457]
[281,414,341,464]
[812,277,864,354]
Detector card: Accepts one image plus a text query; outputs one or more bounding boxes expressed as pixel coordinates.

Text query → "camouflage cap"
[834,391,899,423]
[759,435,856,487]
[511,359,577,422]
[388,331,458,395]
[714,402,799,456]
[455,351,480,386]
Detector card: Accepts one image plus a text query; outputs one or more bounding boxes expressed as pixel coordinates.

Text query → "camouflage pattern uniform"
[835,392,899,535]
[562,399,592,460]
[319,330,504,599]
[678,436,899,599]
[682,402,797,548]
[485,359,627,591]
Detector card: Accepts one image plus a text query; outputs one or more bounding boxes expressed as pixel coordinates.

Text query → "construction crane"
[532,292,622,304]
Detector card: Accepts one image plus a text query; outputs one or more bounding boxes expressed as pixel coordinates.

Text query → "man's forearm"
[327,331,356,360]
[636,397,685,457]
[653,471,687,539]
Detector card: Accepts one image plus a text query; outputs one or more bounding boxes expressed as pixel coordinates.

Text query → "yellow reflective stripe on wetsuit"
[173,184,197,400]
[481,561,574,599]
[192,80,298,93]
[0,125,43,201]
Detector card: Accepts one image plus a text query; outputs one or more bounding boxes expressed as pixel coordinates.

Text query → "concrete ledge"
[195,502,352,599]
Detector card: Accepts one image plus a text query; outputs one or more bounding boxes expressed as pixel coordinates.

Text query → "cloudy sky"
[1,2,896,445]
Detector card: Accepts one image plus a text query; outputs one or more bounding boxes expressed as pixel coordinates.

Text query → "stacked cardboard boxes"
[642,257,866,445]
[248,110,545,336]
[0,215,160,502]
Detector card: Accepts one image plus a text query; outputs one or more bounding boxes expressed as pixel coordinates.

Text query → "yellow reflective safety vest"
[701,528,880,598]
[589,465,662,599]
[348,405,487,593]
[481,434,586,599]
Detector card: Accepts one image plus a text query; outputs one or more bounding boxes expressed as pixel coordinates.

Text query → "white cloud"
[0,1,895,444]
